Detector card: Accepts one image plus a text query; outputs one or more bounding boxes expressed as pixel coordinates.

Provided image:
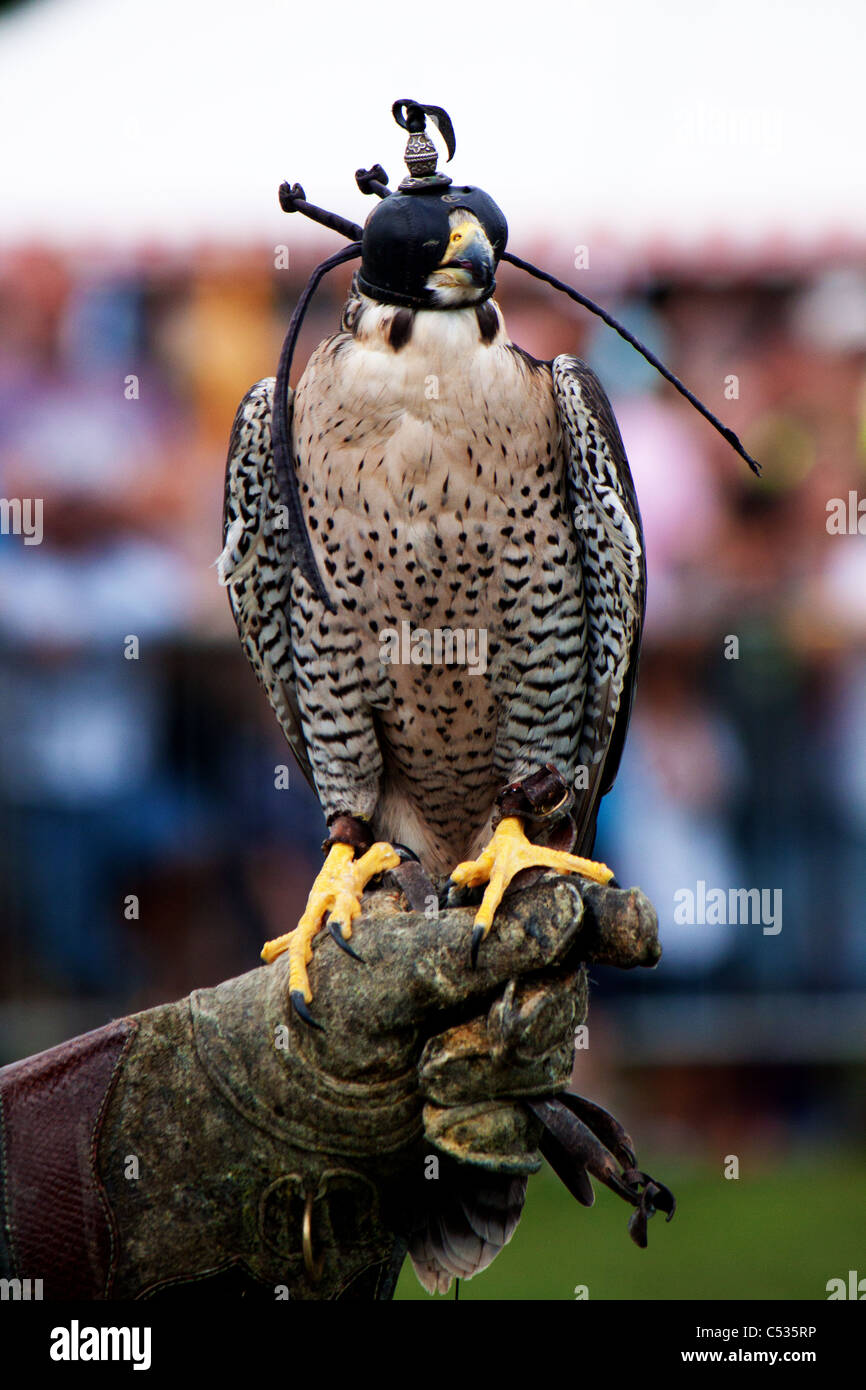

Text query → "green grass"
[395,1156,865,1300]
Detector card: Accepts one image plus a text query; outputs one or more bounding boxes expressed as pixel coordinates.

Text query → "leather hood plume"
[354,100,506,309]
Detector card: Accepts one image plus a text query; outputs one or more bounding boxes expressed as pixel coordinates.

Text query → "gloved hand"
[0,874,669,1301]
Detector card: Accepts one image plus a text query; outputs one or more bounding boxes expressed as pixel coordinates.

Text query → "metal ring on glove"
[302,1192,324,1283]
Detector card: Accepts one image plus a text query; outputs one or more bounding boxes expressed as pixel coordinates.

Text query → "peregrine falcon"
[219,116,645,1026]
[219,111,647,1034]
[214,101,668,1293]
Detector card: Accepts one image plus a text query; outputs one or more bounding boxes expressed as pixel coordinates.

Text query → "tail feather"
[409,1172,527,1295]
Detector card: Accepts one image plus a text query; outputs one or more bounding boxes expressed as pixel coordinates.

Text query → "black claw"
[470,923,485,968]
[640,1174,677,1221]
[327,919,365,962]
[290,990,325,1031]
[391,843,420,864]
[445,880,465,909]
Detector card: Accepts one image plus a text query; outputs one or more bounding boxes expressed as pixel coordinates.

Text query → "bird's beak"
[440,230,495,289]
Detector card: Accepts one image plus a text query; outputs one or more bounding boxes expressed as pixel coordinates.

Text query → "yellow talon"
[261,840,400,1002]
[451,816,613,951]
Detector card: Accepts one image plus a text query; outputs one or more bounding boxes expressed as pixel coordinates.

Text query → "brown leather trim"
[323,815,375,855]
[0,1017,136,1299]
[494,764,575,826]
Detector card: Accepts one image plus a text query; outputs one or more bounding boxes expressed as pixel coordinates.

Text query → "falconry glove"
[0,875,669,1301]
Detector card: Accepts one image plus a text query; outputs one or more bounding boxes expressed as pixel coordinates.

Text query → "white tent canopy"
[1,0,863,253]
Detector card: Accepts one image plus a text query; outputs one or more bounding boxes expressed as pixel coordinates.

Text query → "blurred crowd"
[1,240,865,1047]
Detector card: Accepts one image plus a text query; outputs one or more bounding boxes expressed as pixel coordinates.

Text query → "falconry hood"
[356,101,508,309]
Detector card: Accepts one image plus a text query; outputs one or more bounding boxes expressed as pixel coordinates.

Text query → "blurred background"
[0,0,863,1299]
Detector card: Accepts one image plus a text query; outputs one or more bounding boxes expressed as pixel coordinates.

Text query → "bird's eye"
[449,230,462,244]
